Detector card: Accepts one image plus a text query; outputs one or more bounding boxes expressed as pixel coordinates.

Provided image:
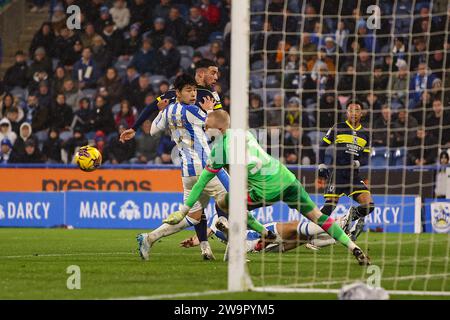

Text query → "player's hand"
[157,99,170,110]
[199,96,215,112]
[119,128,136,143]
[318,164,329,179]
[179,236,199,248]
[163,211,187,225]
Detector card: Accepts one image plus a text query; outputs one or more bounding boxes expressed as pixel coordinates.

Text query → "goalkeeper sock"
[194,213,208,242]
[247,212,267,235]
[316,214,356,251]
[149,216,200,243]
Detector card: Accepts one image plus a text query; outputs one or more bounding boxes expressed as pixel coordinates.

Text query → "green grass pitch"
[0,228,449,300]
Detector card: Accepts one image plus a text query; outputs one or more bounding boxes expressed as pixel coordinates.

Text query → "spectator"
[37,81,52,109]
[62,79,83,111]
[389,59,409,105]
[435,151,450,198]
[54,27,79,61]
[134,120,161,164]
[73,98,92,134]
[131,38,156,75]
[372,63,389,94]
[104,124,136,164]
[129,0,151,26]
[153,0,171,21]
[409,62,438,108]
[97,67,124,105]
[27,47,52,93]
[392,36,407,63]
[10,139,45,164]
[63,127,88,161]
[5,107,22,136]
[407,127,438,165]
[0,138,14,164]
[317,93,339,131]
[101,19,124,57]
[392,108,419,147]
[154,37,181,77]
[90,96,116,135]
[109,0,130,30]
[50,94,73,133]
[0,93,23,121]
[284,62,315,104]
[73,47,101,90]
[285,96,310,129]
[3,51,29,90]
[335,21,349,52]
[199,0,221,30]
[115,100,136,128]
[123,65,140,100]
[249,94,264,128]
[425,98,450,146]
[186,6,210,48]
[13,122,35,157]
[80,23,99,48]
[0,118,17,145]
[94,130,107,154]
[166,6,187,45]
[95,6,113,33]
[373,104,395,147]
[266,93,284,127]
[60,40,84,67]
[284,126,315,165]
[91,35,113,73]
[130,75,153,111]
[42,128,63,163]
[145,17,168,51]
[29,22,55,59]
[121,23,142,57]
[51,66,70,95]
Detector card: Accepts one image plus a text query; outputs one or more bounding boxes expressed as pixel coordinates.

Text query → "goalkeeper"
[164,110,370,266]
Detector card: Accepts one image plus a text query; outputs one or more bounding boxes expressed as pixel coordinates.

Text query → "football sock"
[216,203,228,218]
[296,221,326,237]
[149,216,200,243]
[194,213,208,242]
[320,201,336,216]
[316,214,356,251]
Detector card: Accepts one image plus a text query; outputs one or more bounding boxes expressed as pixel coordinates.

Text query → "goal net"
[228,0,450,297]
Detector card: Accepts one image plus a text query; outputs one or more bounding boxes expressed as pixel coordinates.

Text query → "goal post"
[228,0,251,291]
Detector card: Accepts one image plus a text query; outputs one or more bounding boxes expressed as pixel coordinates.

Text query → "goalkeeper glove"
[318,164,330,179]
[163,205,190,225]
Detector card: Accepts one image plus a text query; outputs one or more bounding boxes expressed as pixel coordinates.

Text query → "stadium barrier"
[0,191,423,233]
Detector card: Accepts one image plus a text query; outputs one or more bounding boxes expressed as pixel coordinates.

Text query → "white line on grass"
[112,289,232,300]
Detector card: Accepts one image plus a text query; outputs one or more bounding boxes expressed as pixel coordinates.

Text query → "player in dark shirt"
[318,99,375,241]
[120,59,224,260]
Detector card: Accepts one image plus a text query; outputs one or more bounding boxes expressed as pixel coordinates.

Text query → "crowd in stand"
[0,0,450,168]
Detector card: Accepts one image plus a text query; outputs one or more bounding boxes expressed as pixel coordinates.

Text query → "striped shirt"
[151,102,210,177]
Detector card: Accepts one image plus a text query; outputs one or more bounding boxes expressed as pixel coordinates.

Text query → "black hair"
[174,73,197,92]
[195,58,217,71]
[345,98,364,109]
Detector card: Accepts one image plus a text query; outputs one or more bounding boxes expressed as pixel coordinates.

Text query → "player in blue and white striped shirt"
[136,74,229,261]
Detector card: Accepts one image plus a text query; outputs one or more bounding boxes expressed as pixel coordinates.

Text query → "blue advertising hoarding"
[0,192,64,227]
[0,192,421,233]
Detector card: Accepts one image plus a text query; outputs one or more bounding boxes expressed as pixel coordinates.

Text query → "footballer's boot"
[352,247,371,266]
[350,218,366,241]
[343,207,358,234]
[200,241,216,260]
[136,233,152,261]
[305,242,321,251]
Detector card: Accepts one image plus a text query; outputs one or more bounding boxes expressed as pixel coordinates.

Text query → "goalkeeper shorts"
[247,180,316,215]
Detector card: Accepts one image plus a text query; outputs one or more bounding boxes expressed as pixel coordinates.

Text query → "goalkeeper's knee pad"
[321,201,337,216]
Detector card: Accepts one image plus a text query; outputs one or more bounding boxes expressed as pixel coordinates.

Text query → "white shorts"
[182,175,227,213]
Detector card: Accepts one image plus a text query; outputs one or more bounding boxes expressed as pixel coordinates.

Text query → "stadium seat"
[250,0,265,12]
[208,32,223,43]
[251,60,264,71]
[265,75,279,88]
[150,75,168,92]
[391,147,406,166]
[250,73,263,89]
[177,45,194,58]
[370,147,390,167]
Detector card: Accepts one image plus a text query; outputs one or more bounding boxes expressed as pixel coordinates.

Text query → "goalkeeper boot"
[200,241,215,260]
[352,247,371,266]
[136,233,152,261]
[350,218,366,241]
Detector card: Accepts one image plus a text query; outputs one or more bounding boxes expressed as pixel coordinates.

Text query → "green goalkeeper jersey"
[185,130,297,208]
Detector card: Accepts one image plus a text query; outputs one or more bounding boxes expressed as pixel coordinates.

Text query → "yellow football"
[75,146,102,172]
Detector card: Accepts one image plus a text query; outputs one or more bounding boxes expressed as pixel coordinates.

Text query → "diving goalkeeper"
[164,110,371,266]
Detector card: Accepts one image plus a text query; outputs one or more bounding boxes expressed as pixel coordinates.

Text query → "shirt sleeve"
[319,125,335,164]
[150,109,168,136]
[131,100,159,131]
